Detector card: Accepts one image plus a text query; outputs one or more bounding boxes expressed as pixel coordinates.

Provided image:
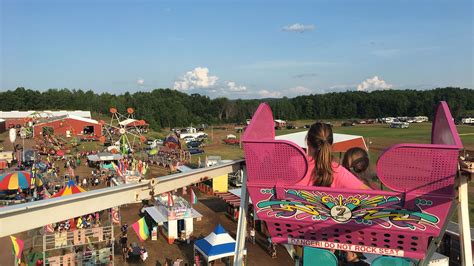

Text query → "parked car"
[187,141,203,148]
[197,133,208,138]
[342,121,355,127]
[223,138,240,145]
[183,137,196,143]
[187,148,205,155]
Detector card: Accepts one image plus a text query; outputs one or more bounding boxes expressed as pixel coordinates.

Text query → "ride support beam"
[0,160,244,237]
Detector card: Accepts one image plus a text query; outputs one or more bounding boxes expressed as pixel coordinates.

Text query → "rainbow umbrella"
[0,171,32,190]
[51,180,86,198]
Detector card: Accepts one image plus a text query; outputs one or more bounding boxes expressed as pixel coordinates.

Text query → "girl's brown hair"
[306,122,334,186]
[342,147,369,174]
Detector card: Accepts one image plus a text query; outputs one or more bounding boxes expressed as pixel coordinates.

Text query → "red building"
[33,115,102,138]
[0,110,92,128]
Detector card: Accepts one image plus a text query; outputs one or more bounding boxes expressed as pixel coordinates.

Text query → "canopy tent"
[87,152,123,162]
[118,118,148,127]
[144,206,203,225]
[164,132,181,149]
[51,180,86,198]
[0,171,31,190]
[275,131,367,152]
[194,224,236,263]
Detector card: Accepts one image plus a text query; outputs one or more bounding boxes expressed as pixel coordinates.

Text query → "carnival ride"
[0,102,471,266]
[24,111,54,126]
[33,135,71,156]
[100,108,146,154]
[237,101,470,265]
[148,132,191,170]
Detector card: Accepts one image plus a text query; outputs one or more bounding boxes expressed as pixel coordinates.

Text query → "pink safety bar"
[242,102,462,260]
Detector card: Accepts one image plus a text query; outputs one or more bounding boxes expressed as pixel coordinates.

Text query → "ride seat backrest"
[242,104,308,186]
[303,247,338,266]
[371,256,413,266]
[377,144,459,195]
[431,101,463,147]
[243,140,308,186]
[377,101,463,195]
[242,103,275,141]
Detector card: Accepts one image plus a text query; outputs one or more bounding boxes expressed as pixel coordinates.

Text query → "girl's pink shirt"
[297,157,370,189]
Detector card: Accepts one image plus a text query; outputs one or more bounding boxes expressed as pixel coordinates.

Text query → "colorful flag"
[132,217,149,241]
[167,192,174,207]
[67,166,75,178]
[45,224,55,233]
[111,207,120,224]
[111,162,123,177]
[190,188,198,204]
[10,236,24,262]
[118,160,125,174]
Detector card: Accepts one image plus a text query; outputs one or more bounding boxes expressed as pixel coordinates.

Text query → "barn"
[0,110,92,128]
[33,115,102,138]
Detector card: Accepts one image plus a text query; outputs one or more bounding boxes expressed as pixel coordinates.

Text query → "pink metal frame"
[242,102,462,260]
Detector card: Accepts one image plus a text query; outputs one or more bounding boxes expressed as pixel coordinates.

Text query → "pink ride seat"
[242,102,462,260]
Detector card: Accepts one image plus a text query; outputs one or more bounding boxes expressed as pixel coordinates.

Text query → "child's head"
[306,122,334,186]
[342,147,369,174]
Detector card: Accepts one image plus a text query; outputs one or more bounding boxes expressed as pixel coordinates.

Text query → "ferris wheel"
[24,111,54,125]
[100,107,146,154]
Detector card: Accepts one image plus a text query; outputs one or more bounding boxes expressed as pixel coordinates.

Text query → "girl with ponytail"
[301,122,370,189]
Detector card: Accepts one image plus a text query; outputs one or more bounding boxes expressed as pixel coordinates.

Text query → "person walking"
[249,227,256,244]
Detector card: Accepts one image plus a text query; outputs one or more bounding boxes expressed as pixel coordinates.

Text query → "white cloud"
[226,81,247,92]
[357,76,393,91]
[173,67,218,91]
[288,86,312,95]
[282,23,315,33]
[137,78,145,86]
[259,90,281,98]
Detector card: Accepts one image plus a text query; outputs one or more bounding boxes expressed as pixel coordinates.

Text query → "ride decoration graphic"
[256,188,439,230]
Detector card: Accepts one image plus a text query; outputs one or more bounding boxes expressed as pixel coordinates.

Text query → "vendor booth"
[145,194,202,244]
[87,152,123,164]
[194,224,236,265]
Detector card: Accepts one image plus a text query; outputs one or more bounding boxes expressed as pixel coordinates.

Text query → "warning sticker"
[288,238,405,257]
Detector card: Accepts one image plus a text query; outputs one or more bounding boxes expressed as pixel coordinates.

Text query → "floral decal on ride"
[256,189,439,230]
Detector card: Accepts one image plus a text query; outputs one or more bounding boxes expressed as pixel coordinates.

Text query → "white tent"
[275,131,367,152]
[194,224,236,263]
[87,152,123,162]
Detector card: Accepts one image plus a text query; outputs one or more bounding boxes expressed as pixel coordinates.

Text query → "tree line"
[0,87,472,130]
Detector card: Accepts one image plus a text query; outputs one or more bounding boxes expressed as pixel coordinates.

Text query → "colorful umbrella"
[51,180,86,198]
[0,171,32,190]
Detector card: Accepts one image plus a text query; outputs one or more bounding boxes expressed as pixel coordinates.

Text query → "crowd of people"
[149,149,191,170]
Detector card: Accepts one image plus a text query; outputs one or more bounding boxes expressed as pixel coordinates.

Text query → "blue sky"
[1,0,472,99]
